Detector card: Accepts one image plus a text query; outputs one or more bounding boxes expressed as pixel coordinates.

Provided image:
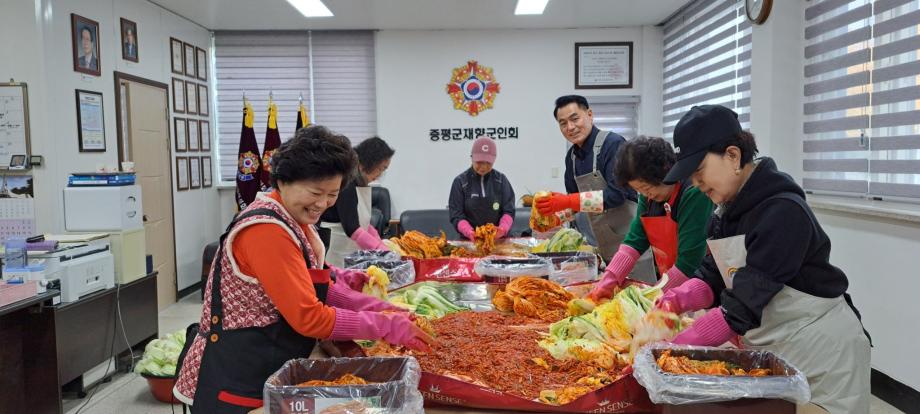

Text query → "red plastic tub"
[141,373,178,404]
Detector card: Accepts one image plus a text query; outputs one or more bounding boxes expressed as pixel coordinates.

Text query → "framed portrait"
[575,42,633,89]
[170,37,183,74]
[197,84,209,116]
[120,18,138,63]
[172,78,185,113]
[200,120,211,151]
[173,117,187,152]
[196,47,208,81]
[185,81,198,115]
[189,157,201,189]
[201,156,213,188]
[71,14,101,76]
[188,119,200,151]
[176,157,189,191]
[75,89,106,152]
[184,42,197,78]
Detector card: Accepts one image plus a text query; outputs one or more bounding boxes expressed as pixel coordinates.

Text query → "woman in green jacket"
[588,136,713,301]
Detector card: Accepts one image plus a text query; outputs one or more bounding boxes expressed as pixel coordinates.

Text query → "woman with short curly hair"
[587,136,714,302]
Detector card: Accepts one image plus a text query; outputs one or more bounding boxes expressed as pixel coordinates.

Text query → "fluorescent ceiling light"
[285,0,333,17]
[515,0,550,15]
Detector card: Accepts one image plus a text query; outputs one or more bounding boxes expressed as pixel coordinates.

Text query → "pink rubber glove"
[671,307,736,346]
[328,309,435,352]
[350,227,388,251]
[655,278,715,314]
[496,214,513,238]
[660,265,690,292]
[457,220,475,241]
[330,266,369,291]
[587,244,641,302]
[326,279,406,313]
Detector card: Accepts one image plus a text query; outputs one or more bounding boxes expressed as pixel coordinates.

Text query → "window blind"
[214,31,376,182]
[662,0,751,139]
[592,101,638,140]
[802,0,920,199]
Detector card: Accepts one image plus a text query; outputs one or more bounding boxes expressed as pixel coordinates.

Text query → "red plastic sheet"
[406,257,483,283]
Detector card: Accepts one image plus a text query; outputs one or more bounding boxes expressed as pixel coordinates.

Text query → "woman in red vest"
[174,126,433,413]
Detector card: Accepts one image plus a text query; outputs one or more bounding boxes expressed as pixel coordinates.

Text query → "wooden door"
[121,78,178,309]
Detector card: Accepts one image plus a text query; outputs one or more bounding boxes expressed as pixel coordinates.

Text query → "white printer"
[31,235,115,303]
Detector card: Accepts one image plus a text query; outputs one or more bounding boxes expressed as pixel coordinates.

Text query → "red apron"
[639,182,681,276]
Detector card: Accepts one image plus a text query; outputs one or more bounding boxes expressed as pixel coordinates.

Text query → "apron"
[324,186,373,268]
[464,174,503,228]
[706,194,870,414]
[571,131,654,279]
[639,182,682,275]
[188,208,331,414]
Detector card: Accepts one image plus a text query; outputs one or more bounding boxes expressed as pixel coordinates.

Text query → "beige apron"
[572,131,654,280]
[323,186,373,268]
[707,234,871,414]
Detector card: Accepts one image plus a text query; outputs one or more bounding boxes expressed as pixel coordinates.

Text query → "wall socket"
[551,167,560,178]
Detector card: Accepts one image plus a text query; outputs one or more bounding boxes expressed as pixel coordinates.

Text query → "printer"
[31,235,115,303]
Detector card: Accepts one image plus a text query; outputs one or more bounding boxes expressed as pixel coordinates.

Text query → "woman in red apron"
[173,126,433,413]
[588,136,713,302]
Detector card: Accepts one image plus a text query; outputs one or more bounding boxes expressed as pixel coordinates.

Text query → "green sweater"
[622,185,713,276]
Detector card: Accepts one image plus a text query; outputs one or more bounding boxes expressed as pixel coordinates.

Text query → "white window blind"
[214,31,376,182]
[592,100,638,140]
[803,0,920,199]
[662,0,751,139]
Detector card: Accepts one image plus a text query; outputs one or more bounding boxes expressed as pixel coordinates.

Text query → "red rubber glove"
[655,278,714,314]
[329,309,435,352]
[457,220,475,241]
[326,280,407,313]
[671,307,735,346]
[536,192,582,216]
[587,245,640,302]
[496,214,513,238]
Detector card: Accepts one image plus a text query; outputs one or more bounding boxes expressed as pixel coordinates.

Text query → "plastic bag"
[343,250,402,268]
[346,259,415,290]
[534,251,599,285]
[632,344,811,405]
[473,256,554,279]
[264,356,424,414]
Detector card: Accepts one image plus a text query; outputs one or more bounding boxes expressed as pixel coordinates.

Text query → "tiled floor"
[63,292,907,414]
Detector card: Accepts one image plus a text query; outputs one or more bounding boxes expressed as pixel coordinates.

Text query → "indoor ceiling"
[150,0,689,31]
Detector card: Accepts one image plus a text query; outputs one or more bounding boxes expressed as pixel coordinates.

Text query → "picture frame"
[172,78,185,113]
[575,41,633,89]
[75,89,106,152]
[196,47,208,81]
[201,156,212,188]
[189,156,201,189]
[176,156,189,191]
[71,14,101,76]
[200,120,211,151]
[173,117,187,152]
[188,119,200,151]
[185,81,198,115]
[184,42,197,78]
[197,84,209,116]
[170,37,183,74]
[120,18,138,63]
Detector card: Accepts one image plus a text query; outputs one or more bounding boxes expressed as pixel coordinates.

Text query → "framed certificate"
[170,38,183,74]
[197,84,209,116]
[200,120,210,151]
[189,156,201,189]
[176,156,189,191]
[202,156,213,187]
[172,78,185,113]
[75,89,105,152]
[575,42,633,89]
[185,81,198,115]
[173,117,187,152]
[196,47,208,81]
[188,119,200,151]
[184,42,197,78]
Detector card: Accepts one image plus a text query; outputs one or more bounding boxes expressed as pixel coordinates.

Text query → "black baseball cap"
[663,105,742,184]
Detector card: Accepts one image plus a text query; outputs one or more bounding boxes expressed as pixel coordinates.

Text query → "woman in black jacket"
[656,105,870,413]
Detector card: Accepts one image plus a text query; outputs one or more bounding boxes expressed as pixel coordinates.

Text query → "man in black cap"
[655,104,871,413]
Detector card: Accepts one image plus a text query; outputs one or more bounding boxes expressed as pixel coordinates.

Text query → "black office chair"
[509,207,532,237]
[370,186,392,237]
[399,209,460,240]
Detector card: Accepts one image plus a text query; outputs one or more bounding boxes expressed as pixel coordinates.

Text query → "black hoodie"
[695,157,853,335]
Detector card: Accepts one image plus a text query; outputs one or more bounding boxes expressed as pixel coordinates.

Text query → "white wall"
[375,27,663,215]
[0,0,220,294]
[750,0,920,392]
